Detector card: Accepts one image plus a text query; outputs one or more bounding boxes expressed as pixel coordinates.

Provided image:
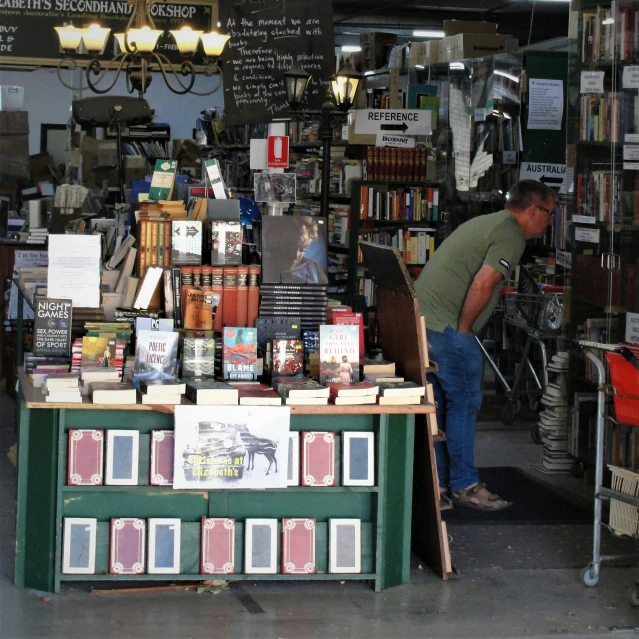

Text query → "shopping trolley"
[477,267,564,438]
[577,340,639,606]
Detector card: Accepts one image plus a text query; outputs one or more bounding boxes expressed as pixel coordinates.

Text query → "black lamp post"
[283,64,361,218]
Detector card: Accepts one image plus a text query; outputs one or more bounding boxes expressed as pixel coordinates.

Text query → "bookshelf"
[565,0,639,471]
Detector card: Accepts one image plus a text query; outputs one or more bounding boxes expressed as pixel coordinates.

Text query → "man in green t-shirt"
[415,180,557,511]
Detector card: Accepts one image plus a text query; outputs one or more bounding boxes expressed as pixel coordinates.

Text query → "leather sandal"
[451,482,512,511]
[439,490,454,511]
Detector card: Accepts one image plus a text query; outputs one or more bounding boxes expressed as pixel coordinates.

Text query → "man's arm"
[458,264,503,334]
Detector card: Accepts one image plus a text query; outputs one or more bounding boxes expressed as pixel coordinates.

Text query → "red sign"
[267,135,290,169]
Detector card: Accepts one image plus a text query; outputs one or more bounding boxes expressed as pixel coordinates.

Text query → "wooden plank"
[358,241,449,580]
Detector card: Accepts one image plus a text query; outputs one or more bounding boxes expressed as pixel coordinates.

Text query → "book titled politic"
[33,298,72,357]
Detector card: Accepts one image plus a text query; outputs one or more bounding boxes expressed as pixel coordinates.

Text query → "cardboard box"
[438,36,457,63]
[0,134,29,178]
[0,111,28,136]
[124,155,148,184]
[98,140,118,167]
[0,86,24,111]
[408,42,424,67]
[453,33,515,60]
[443,20,497,36]
[360,32,398,70]
[388,43,408,69]
[423,40,439,65]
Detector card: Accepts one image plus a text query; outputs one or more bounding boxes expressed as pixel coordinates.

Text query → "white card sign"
[580,71,605,94]
[623,66,639,89]
[375,134,416,148]
[624,146,639,161]
[575,227,600,243]
[204,158,228,200]
[527,79,564,131]
[626,312,639,344]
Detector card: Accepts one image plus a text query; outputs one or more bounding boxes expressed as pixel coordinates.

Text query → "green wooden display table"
[14,370,434,593]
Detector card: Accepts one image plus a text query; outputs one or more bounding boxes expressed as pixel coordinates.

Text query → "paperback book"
[223,327,257,381]
[133,329,179,389]
[171,220,203,266]
[271,339,304,377]
[81,336,117,368]
[210,220,242,265]
[319,325,359,385]
[182,338,216,377]
[33,298,72,357]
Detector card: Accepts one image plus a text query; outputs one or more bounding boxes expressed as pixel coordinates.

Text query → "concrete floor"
[1,393,638,639]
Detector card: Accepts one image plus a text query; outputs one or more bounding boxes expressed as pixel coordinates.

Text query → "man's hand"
[458,264,503,334]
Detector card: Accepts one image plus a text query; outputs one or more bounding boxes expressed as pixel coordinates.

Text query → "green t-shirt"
[415,209,526,333]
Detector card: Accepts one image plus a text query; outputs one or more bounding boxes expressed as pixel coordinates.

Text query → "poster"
[527,79,564,131]
[173,405,290,490]
[47,235,101,308]
[8,249,48,321]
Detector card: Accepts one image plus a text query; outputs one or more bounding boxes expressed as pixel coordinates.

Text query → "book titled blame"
[223,327,257,381]
[319,325,359,385]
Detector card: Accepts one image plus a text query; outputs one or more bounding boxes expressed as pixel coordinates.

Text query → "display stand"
[359,241,454,579]
[14,368,434,593]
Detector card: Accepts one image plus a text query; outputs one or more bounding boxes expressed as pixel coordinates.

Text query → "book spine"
[164,220,172,266]
[172,267,182,328]
[247,265,260,328]
[163,268,174,319]
[158,220,164,268]
[223,267,239,328]
[236,266,249,328]
[211,267,224,331]
[150,221,158,267]
[180,266,193,318]
[138,220,147,276]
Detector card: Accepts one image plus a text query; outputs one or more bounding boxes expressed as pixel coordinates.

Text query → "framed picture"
[150,430,175,486]
[342,432,375,486]
[109,517,146,575]
[253,172,296,203]
[148,518,181,575]
[62,518,97,574]
[105,430,139,486]
[281,518,316,575]
[287,432,300,487]
[201,517,236,575]
[245,519,278,574]
[329,519,361,574]
[173,405,290,490]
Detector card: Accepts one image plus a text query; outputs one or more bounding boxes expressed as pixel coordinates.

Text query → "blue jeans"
[427,325,484,492]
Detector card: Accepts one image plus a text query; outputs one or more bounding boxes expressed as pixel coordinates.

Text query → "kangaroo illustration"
[236,424,278,475]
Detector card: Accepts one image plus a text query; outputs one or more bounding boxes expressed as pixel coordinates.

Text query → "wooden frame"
[62,518,96,574]
[358,241,453,580]
[287,432,300,487]
[148,519,181,575]
[329,519,361,574]
[105,430,139,486]
[342,432,375,487]
[245,519,278,574]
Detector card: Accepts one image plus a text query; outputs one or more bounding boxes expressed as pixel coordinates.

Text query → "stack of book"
[24,354,71,376]
[361,358,402,384]
[139,379,185,405]
[536,352,572,474]
[44,373,82,403]
[29,364,71,387]
[259,284,328,331]
[26,227,49,245]
[80,367,121,395]
[233,382,282,406]
[273,378,330,406]
[89,382,137,405]
[326,381,379,406]
[185,379,239,405]
[377,381,425,405]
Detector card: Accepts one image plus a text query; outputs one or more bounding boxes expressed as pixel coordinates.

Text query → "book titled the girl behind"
[33,298,72,357]
[319,325,359,385]
[133,329,179,389]
[223,327,257,381]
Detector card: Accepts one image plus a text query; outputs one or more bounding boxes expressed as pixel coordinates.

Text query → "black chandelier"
[54,0,229,97]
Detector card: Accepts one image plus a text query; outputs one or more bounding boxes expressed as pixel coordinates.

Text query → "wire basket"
[503,290,564,334]
[608,465,639,537]
[605,353,639,426]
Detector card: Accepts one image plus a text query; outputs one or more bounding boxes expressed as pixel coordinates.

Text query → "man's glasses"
[536,204,555,220]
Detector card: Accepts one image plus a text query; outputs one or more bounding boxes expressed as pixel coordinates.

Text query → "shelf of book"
[59,573,379,582]
[15,373,426,593]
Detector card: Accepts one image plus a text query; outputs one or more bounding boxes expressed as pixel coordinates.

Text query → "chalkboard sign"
[0,1,214,66]
[219,0,334,125]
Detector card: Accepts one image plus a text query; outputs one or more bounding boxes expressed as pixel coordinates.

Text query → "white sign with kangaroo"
[173,405,290,489]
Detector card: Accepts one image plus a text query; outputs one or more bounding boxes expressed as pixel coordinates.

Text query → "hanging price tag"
[580,71,604,94]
